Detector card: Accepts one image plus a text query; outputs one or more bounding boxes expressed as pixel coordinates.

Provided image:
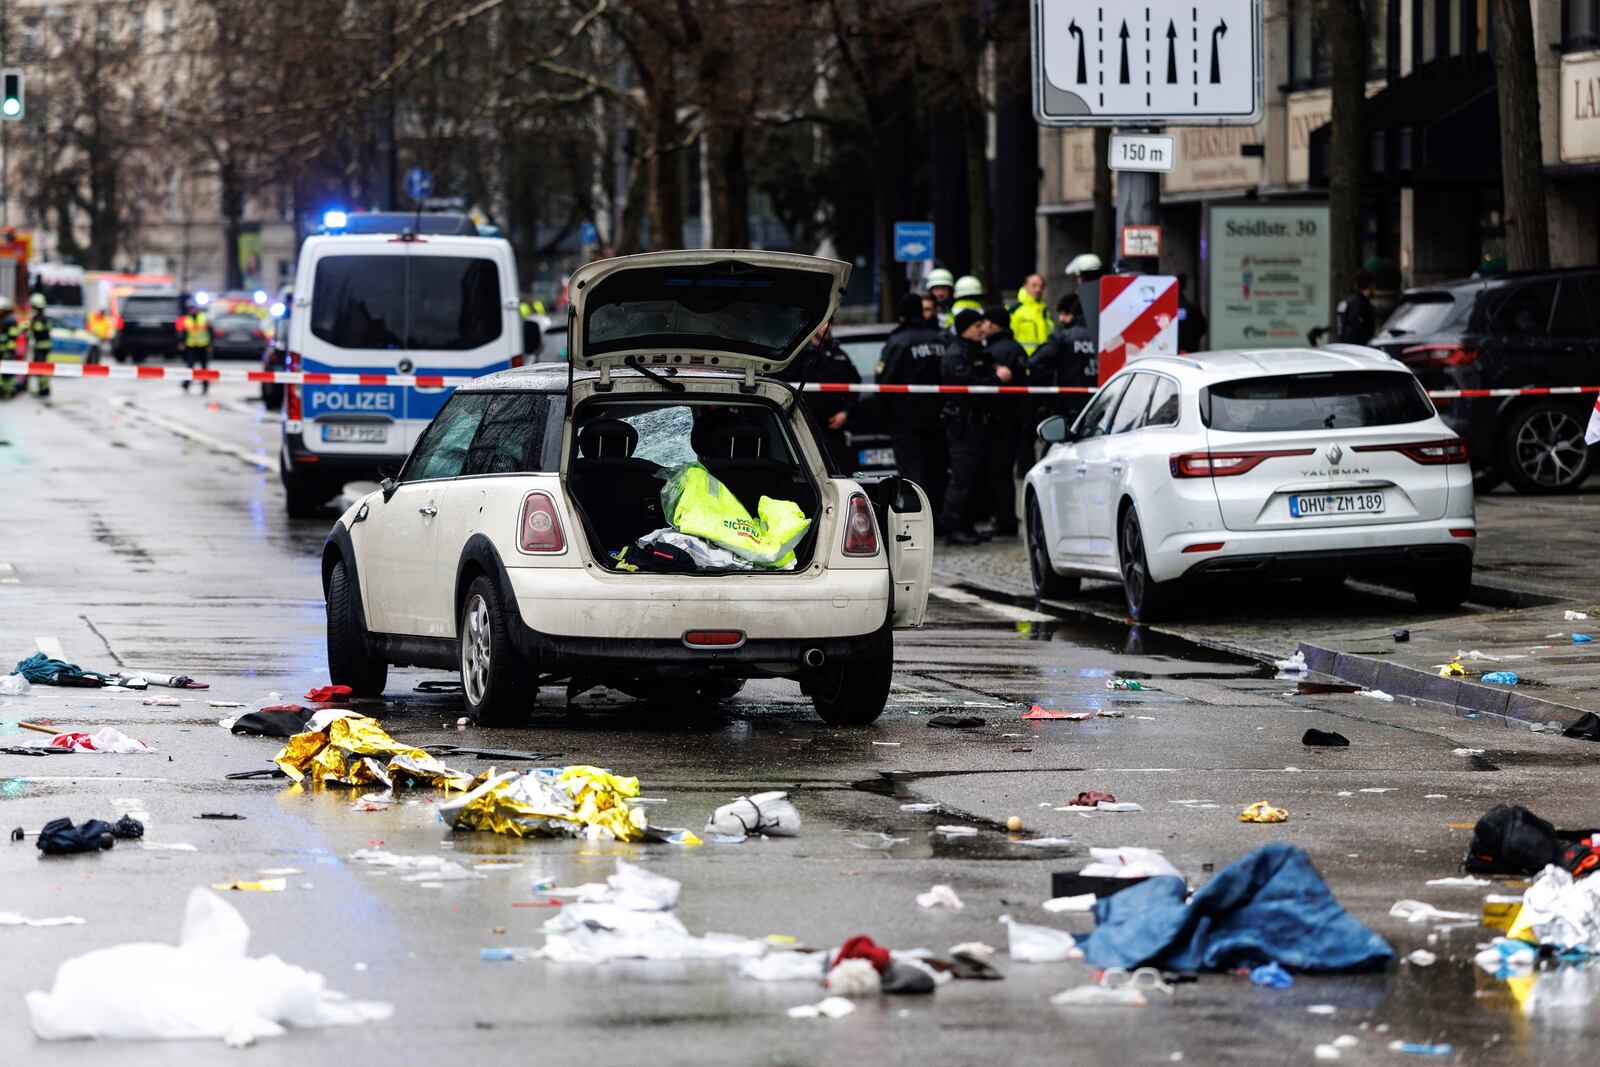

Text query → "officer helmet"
[1065,253,1103,277]
[925,268,954,290]
[953,275,984,300]
[30,292,46,309]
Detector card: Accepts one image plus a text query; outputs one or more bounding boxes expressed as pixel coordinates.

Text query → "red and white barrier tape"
[3,359,1597,401]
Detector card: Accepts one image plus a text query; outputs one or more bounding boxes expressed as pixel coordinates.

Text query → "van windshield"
[310,254,502,351]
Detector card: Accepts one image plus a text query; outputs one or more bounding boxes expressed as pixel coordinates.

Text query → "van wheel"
[460,576,533,725]
[283,468,324,518]
[1026,495,1079,599]
[1502,403,1592,493]
[327,561,387,696]
[1119,505,1176,623]
[810,638,893,726]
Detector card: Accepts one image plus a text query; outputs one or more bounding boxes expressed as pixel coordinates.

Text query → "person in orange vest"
[178,299,212,395]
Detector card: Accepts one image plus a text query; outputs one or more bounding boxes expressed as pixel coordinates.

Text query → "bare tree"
[1491,0,1549,270]
[1324,0,1364,320]
[1090,128,1113,266]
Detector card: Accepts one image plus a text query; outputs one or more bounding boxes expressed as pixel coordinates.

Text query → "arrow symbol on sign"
[1209,18,1227,84]
[1118,21,1130,84]
[1166,20,1178,83]
[1069,19,1087,83]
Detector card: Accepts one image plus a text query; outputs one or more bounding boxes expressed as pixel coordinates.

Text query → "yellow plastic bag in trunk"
[661,462,809,567]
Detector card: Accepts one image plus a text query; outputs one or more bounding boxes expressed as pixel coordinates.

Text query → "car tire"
[326,560,387,697]
[1413,560,1472,610]
[1026,494,1080,599]
[1119,504,1176,623]
[459,575,533,725]
[810,637,893,726]
[1502,402,1593,494]
[283,468,324,519]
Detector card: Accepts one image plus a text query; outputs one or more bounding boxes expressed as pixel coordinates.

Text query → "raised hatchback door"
[885,480,933,628]
[566,250,850,374]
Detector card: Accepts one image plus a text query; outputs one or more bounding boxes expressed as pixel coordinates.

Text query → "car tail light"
[518,490,565,553]
[509,353,525,368]
[1450,528,1476,538]
[1169,449,1314,478]
[1182,542,1226,553]
[285,383,301,420]
[842,492,879,555]
[1399,343,1477,367]
[684,630,745,648]
[1352,438,1469,465]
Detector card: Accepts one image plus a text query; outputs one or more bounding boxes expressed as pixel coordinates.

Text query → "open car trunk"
[566,392,824,573]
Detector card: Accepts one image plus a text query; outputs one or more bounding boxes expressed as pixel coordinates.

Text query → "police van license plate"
[1289,491,1384,518]
[857,447,896,467]
[321,423,388,444]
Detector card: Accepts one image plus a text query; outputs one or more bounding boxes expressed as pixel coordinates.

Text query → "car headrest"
[690,410,767,460]
[577,418,639,460]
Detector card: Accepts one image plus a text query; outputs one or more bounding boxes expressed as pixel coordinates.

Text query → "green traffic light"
[1,98,19,118]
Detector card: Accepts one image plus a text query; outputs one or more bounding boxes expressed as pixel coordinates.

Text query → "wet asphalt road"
[1,381,1597,1065]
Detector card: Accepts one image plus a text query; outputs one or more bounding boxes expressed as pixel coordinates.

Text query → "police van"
[279,213,534,517]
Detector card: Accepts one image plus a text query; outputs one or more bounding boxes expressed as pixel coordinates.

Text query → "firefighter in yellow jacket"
[0,297,19,400]
[27,293,52,397]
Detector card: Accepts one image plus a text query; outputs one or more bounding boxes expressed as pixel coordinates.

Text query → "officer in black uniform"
[981,306,1027,536]
[876,292,949,517]
[775,320,861,471]
[940,308,1012,544]
[1336,269,1377,346]
[1028,293,1098,426]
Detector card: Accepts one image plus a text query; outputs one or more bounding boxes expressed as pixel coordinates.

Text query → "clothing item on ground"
[1302,729,1350,747]
[1080,844,1394,972]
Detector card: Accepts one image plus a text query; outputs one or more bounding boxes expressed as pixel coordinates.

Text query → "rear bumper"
[280,429,405,483]
[509,619,892,675]
[1155,518,1475,583]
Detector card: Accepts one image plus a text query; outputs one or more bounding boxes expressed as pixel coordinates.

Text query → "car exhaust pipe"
[802,648,826,669]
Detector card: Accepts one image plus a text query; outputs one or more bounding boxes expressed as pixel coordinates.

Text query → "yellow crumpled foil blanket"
[441,764,648,841]
[273,712,471,790]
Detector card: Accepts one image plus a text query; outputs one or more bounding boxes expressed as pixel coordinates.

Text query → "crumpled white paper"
[1000,915,1079,962]
[540,903,765,964]
[1517,865,1600,953]
[1079,846,1183,879]
[26,887,391,1044]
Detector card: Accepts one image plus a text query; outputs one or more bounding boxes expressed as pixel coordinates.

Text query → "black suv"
[1370,269,1600,493]
[113,292,184,363]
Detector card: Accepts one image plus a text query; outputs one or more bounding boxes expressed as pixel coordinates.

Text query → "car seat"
[690,408,806,511]
[569,417,664,549]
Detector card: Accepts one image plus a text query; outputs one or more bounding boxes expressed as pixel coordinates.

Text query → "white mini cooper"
[321,251,933,724]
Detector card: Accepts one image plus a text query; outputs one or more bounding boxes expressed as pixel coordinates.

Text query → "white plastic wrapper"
[26,888,392,1044]
[1079,846,1183,879]
[741,952,827,982]
[607,859,681,911]
[634,528,758,571]
[0,673,31,696]
[1517,865,1600,953]
[915,885,964,910]
[540,903,765,964]
[705,791,800,837]
[1000,915,1079,963]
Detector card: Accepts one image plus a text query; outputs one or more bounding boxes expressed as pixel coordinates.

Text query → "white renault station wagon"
[321,251,933,724]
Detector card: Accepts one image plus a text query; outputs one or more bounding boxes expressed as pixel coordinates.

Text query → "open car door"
[864,477,932,628]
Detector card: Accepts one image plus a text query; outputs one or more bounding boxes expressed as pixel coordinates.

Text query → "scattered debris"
[25,888,392,1044]
[927,715,985,728]
[1043,894,1097,913]
[705,791,800,837]
[440,766,648,841]
[1000,915,1079,962]
[1389,900,1475,924]
[229,708,313,737]
[1481,672,1519,686]
[1249,961,1293,987]
[1023,706,1088,721]
[46,728,153,754]
[786,996,856,1020]
[898,802,938,814]
[1565,610,1589,621]
[1405,950,1437,966]
[1387,1042,1452,1057]
[0,911,85,927]
[303,684,353,703]
[1274,651,1308,673]
[210,878,287,893]
[1240,802,1288,824]
[1563,712,1600,742]
[33,815,143,856]
[1425,876,1490,887]
[274,712,470,790]
[935,825,978,838]
[916,885,964,910]
[1356,689,1395,702]
[1301,729,1349,747]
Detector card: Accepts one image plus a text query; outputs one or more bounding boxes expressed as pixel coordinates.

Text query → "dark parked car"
[113,292,183,363]
[1370,269,1600,493]
[211,312,270,360]
[828,322,898,475]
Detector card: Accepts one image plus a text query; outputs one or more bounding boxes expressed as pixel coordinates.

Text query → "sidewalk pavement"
[937,484,1600,728]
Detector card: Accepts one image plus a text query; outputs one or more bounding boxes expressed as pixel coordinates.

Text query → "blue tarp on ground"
[1080,843,1394,972]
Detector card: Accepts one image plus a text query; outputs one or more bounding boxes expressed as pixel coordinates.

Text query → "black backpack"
[1464,804,1558,874]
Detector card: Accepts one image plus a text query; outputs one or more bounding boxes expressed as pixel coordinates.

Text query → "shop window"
[1564,0,1600,51]
[1290,0,1395,87]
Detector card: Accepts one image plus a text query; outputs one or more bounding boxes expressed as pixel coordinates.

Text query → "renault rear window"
[311,254,502,351]
[1202,371,1433,432]
[582,263,833,363]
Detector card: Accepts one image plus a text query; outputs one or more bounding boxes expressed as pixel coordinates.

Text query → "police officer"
[925,268,955,328]
[775,320,860,470]
[0,297,19,400]
[1028,294,1097,424]
[1336,269,1377,345]
[180,299,212,395]
[27,293,52,398]
[940,308,1012,545]
[877,293,948,517]
[981,306,1027,537]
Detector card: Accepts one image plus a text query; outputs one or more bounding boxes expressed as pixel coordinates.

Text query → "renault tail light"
[1352,438,1469,465]
[1169,449,1314,478]
[518,490,565,553]
[842,493,879,556]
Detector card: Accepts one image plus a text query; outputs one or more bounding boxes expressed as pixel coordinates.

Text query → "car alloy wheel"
[1120,511,1149,608]
[461,593,493,707]
[1026,496,1078,599]
[1512,408,1587,489]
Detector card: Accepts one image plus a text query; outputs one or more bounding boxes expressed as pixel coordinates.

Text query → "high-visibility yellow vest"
[183,311,211,348]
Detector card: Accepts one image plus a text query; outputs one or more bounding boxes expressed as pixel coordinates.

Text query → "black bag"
[230,708,313,738]
[1464,804,1558,874]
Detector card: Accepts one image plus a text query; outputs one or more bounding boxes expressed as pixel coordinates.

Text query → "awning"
[1309,55,1499,188]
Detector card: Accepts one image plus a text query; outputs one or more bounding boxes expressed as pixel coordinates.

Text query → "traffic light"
[1,70,22,120]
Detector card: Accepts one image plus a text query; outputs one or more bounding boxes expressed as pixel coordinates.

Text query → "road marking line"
[930,585,1055,623]
[35,636,65,660]
[110,394,280,474]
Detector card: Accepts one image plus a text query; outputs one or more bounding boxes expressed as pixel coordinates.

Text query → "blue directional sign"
[404,167,433,202]
[893,221,935,263]
[579,220,599,246]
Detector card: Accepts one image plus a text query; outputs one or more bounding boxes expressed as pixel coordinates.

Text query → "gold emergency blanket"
[439,765,648,841]
[272,712,471,790]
